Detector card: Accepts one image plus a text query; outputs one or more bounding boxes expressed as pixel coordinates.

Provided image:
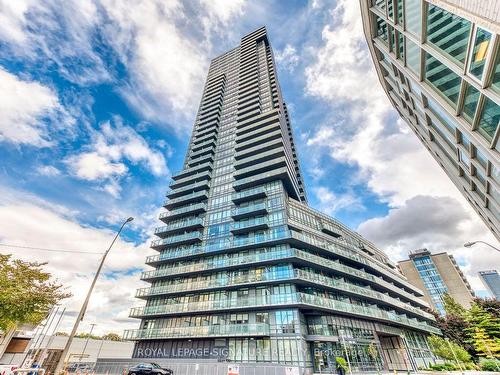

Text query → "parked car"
[128,363,172,375]
[0,364,18,375]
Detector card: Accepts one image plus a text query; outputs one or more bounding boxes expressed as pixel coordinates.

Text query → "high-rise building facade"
[360,0,500,240]
[124,27,439,374]
[398,249,475,315]
[479,269,500,300]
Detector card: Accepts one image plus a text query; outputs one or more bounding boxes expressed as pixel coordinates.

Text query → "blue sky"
[0,0,498,334]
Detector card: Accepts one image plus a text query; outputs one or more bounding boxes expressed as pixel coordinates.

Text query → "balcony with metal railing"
[166,180,209,199]
[123,323,270,340]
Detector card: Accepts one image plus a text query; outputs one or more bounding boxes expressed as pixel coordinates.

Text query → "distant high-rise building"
[125,27,438,374]
[360,0,500,240]
[398,249,475,314]
[478,269,500,300]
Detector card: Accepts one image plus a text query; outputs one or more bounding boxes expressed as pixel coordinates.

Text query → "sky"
[0,0,499,336]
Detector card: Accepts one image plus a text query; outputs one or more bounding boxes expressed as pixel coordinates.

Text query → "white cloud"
[66,118,168,196]
[313,186,364,215]
[0,67,72,146]
[358,195,500,294]
[0,188,155,335]
[274,44,300,72]
[67,152,127,181]
[303,0,496,291]
[37,165,61,176]
[0,0,33,44]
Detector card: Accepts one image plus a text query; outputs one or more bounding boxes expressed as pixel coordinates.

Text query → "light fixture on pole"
[53,217,134,375]
[463,241,500,253]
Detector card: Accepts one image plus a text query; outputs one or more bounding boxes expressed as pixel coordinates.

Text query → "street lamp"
[54,217,134,375]
[463,241,500,253]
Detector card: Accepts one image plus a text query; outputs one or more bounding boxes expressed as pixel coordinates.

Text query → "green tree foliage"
[442,293,466,317]
[466,304,500,358]
[102,333,122,341]
[428,335,471,363]
[0,254,71,331]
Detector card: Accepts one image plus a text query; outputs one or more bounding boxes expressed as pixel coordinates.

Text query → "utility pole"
[53,217,133,375]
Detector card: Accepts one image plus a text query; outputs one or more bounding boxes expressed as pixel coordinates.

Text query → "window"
[477,96,500,141]
[426,4,471,67]
[372,0,386,11]
[375,16,388,46]
[406,38,420,75]
[461,83,480,125]
[405,0,421,39]
[469,28,492,80]
[490,48,500,94]
[425,52,462,108]
[397,32,404,60]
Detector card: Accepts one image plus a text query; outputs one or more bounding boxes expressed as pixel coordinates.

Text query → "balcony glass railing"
[289,231,427,307]
[166,181,209,196]
[232,217,268,231]
[136,268,293,297]
[151,231,201,248]
[233,167,288,189]
[232,202,267,217]
[297,293,440,335]
[171,161,212,181]
[170,171,211,189]
[163,191,207,208]
[159,203,207,221]
[128,292,439,334]
[145,245,203,264]
[123,323,270,340]
[155,218,203,236]
[129,293,298,317]
[231,186,267,202]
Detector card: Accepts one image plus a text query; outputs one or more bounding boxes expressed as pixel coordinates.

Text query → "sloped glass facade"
[362,0,500,240]
[126,27,437,374]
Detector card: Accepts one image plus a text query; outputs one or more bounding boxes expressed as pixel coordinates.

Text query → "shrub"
[429,363,457,371]
[479,358,500,372]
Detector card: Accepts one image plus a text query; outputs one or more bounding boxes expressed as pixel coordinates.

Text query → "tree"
[468,327,500,359]
[442,293,466,318]
[0,254,71,331]
[428,335,471,363]
[473,297,500,319]
[102,333,122,341]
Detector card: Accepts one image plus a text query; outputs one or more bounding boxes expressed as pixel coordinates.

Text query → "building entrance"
[378,335,414,371]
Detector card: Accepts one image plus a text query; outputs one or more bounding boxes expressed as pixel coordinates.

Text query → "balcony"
[234,157,287,179]
[145,245,203,265]
[171,161,213,181]
[232,186,267,204]
[166,180,209,199]
[231,202,267,220]
[191,138,216,153]
[188,153,214,168]
[136,268,293,298]
[233,167,289,191]
[231,217,269,234]
[123,323,270,340]
[141,243,295,281]
[189,145,215,159]
[151,231,202,249]
[129,293,299,318]
[169,170,211,190]
[297,293,440,335]
[163,192,208,211]
[154,218,204,238]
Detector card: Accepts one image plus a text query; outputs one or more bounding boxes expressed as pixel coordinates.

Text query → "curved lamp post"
[54,217,134,374]
[463,240,500,253]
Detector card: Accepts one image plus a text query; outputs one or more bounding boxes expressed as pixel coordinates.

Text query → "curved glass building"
[125,27,438,374]
[360,0,500,240]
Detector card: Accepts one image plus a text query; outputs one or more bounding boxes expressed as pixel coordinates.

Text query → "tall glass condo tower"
[125,27,438,374]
